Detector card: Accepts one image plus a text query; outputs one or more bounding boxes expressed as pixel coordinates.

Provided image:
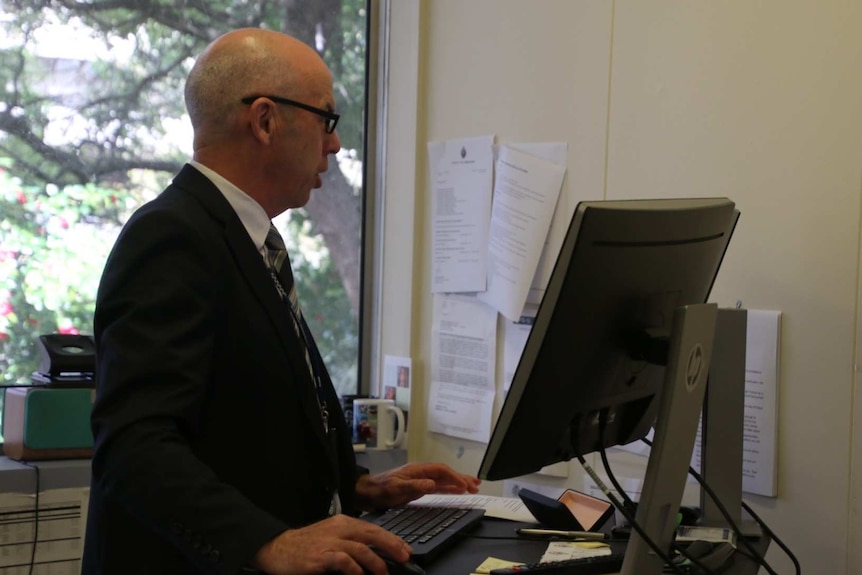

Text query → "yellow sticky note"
[473,556,525,574]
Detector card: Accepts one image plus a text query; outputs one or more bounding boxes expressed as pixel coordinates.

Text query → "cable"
[597,409,637,514]
[595,445,719,575]
[639,437,783,575]
[578,455,688,575]
[741,500,801,575]
[19,461,40,575]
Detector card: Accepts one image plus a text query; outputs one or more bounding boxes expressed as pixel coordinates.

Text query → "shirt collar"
[189,160,270,256]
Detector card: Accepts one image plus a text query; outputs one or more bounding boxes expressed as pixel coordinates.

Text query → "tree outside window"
[0,1,368,439]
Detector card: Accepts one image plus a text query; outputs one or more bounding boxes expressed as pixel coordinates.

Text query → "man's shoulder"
[131,165,228,224]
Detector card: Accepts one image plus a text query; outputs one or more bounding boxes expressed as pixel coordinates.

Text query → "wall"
[379,1,862,573]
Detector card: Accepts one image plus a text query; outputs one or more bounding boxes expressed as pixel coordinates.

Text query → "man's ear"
[249,100,278,145]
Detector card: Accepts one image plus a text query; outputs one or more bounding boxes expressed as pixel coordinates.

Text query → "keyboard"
[488,552,625,574]
[363,505,485,564]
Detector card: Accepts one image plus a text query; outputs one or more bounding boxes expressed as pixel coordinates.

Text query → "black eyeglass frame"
[241,95,340,134]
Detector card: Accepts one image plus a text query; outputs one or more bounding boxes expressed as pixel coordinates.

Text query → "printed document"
[478,145,566,320]
[429,294,497,442]
[504,142,571,306]
[428,136,495,293]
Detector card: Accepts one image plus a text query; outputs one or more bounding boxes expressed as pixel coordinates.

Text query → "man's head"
[185,28,341,217]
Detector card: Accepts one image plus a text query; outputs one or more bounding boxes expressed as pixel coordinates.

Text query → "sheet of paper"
[0,487,88,573]
[428,136,495,293]
[429,295,497,442]
[539,540,612,563]
[409,493,537,523]
[741,309,781,497]
[478,146,566,320]
[688,310,781,496]
[503,143,571,306]
[382,354,412,414]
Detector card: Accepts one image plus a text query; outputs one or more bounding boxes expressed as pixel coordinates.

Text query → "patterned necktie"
[264,224,301,316]
[264,224,340,516]
[264,224,329,433]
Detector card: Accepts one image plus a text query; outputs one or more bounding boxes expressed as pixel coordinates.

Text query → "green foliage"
[281,210,359,392]
[0,0,368,400]
[0,160,126,383]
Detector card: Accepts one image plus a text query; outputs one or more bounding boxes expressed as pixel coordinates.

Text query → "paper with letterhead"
[428,136,495,293]
[478,145,566,320]
[429,294,497,442]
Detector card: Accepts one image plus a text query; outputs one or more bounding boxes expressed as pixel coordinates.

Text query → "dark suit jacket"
[82,165,362,575]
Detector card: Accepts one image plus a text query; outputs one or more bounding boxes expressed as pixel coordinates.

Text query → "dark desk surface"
[422,519,769,575]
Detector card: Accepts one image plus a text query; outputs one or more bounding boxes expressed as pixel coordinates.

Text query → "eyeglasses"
[241,95,340,134]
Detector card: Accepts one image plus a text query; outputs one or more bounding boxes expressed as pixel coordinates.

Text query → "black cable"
[19,461,40,575]
[595,446,719,575]
[598,446,636,510]
[578,455,688,575]
[639,437,782,575]
[741,500,801,575]
[597,410,637,514]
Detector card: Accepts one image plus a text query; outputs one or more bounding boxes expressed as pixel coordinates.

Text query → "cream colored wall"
[379,1,862,573]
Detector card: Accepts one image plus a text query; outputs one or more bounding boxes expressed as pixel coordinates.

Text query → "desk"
[423,519,769,575]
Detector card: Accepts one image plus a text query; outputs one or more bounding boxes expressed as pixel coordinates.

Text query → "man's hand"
[354,462,481,511]
[251,514,410,575]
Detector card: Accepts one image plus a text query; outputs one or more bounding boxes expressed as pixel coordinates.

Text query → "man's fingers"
[327,515,412,560]
[319,549,365,575]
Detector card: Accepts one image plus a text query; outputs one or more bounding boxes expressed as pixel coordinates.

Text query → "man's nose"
[327,130,341,155]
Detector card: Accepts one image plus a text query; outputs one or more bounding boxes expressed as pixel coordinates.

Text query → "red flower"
[16,191,26,204]
[0,332,8,342]
[58,325,79,335]
[0,301,13,316]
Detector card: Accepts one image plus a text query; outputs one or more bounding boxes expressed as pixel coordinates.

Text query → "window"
[0,1,372,442]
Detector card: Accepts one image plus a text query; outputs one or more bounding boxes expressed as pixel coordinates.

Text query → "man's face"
[273,71,341,209]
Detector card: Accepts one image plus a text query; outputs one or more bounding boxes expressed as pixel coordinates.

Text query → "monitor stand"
[621,303,717,575]
[700,308,762,538]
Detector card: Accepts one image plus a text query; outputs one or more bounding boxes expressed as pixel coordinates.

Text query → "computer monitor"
[478,197,739,574]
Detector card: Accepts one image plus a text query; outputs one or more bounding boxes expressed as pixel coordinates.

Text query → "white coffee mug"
[353,398,405,450]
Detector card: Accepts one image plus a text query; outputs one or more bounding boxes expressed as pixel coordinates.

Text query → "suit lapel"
[171,165,330,449]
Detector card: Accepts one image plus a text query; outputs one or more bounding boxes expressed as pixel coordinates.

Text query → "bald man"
[82,29,479,575]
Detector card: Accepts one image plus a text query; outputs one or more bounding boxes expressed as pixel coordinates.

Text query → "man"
[82,28,480,575]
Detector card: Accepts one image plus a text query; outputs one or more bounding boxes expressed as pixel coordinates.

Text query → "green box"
[3,387,94,460]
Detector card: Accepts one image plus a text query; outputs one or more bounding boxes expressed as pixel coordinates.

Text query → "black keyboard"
[488,552,625,574]
[363,505,485,564]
